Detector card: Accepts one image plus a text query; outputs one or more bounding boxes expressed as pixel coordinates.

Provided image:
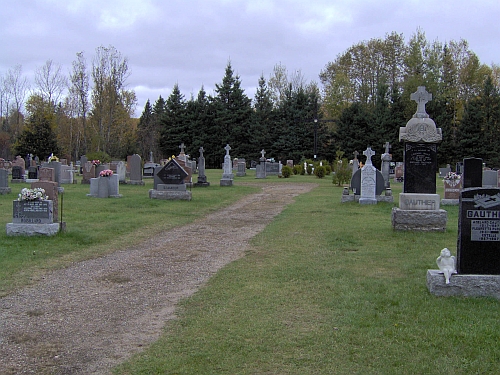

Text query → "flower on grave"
[48,153,59,162]
[444,171,460,181]
[92,159,101,166]
[18,187,48,201]
[99,169,113,177]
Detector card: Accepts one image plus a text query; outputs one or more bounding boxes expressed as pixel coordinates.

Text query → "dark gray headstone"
[350,168,385,196]
[462,158,483,188]
[156,159,188,185]
[13,200,54,224]
[403,143,437,194]
[28,166,38,179]
[457,187,500,274]
[0,169,8,187]
[12,166,23,180]
[129,154,142,181]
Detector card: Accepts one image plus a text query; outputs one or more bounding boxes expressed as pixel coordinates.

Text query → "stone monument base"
[149,189,192,200]
[391,208,447,231]
[0,187,11,195]
[427,270,500,299]
[220,179,233,186]
[6,222,60,236]
[441,198,459,206]
[194,181,210,187]
[11,179,25,183]
[341,194,394,203]
[25,179,39,183]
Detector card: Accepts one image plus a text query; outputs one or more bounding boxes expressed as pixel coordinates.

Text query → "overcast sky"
[1,0,499,117]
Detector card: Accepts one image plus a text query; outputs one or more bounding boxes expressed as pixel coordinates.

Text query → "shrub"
[281,165,292,178]
[86,151,111,164]
[292,165,303,175]
[332,158,352,186]
[314,165,326,178]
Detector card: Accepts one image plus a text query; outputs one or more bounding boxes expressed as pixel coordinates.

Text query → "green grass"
[113,177,499,375]
[2,171,499,374]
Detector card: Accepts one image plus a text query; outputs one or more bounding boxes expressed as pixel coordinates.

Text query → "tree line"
[2,29,500,169]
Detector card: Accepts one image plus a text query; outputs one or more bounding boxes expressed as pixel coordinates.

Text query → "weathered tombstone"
[81,162,95,184]
[462,157,482,188]
[265,161,281,175]
[116,161,126,184]
[60,165,72,184]
[195,147,210,187]
[392,86,447,231]
[80,155,88,174]
[47,161,62,185]
[256,149,266,179]
[0,168,11,194]
[39,167,55,182]
[359,147,378,205]
[220,144,234,186]
[149,158,192,200]
[482,169,498,187]
[128,154,145,185]
[287,160,294,169]
[11,156,26,178]
[236,160,246,177]
[380,142,392,189]
[457,187,500,274]
[31,181,59,222]
[351,150,359,173]
[394,163,404,181]
[443,175,462,201]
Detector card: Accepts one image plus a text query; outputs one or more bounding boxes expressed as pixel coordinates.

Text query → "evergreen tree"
[251,75,274,156]
[335,102,373,162]
[136,100,154,160]
[212,62,253,160]
[159,84,188,158]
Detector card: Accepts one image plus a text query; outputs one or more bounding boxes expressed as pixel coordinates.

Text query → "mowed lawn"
[1,170,499,374]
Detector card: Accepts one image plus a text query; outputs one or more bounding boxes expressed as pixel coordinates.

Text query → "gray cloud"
[1,0,499,116]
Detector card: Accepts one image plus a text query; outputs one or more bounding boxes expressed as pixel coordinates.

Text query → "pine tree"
[136,100,153,160]
[159,84,188,158]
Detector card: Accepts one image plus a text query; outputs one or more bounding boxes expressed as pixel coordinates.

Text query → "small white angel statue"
[436,248,457,284]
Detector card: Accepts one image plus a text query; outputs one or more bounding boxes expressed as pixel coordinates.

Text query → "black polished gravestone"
[156,159,188,185]
[11,166,23,180]
[462,157,483,188]
[28,166,38,179]
[350,168,385,196]
[403,143,437,194]
[457,187,500,275]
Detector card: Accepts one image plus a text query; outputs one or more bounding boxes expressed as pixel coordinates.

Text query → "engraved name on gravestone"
[13,200,54,224]
[359,147,377,204]
[457,187,500,274]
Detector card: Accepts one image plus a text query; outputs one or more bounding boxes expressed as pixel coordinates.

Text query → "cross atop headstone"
[384,142,391,154]
[199,146,204,157]
[260,149,266,158]
[224,144,231,156]
[179,143,186,154]
[363,147,375,165]
[353,150,359,160]
[410,86,432,118]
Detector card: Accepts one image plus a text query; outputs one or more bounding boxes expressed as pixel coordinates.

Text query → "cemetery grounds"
[0,170,499,374]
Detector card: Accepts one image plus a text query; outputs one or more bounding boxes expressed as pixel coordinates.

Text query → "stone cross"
[410,86,432,118]
[224,144,231,156]
[384,142,391,154]
[179,143,185,154]
[363,147,375,165]
[260,149,266,158]
[199,146,204,158]
[353,150,359,160]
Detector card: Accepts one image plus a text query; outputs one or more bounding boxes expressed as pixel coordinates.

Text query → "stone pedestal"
[6,222,60,236]
[427,270,500,299]
[149,189,192,200]
[391,208,447,232]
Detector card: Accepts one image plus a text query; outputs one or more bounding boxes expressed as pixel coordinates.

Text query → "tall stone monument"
[195,146,210,187]
[381,142,392,189]
[392,86,447,231]
[359,147,377,205]
[220,144,234,186]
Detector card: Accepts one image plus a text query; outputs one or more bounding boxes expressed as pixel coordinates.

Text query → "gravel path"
[0,183,316,374]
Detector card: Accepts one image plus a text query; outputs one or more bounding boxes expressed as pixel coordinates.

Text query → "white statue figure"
[436,248,457,284]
